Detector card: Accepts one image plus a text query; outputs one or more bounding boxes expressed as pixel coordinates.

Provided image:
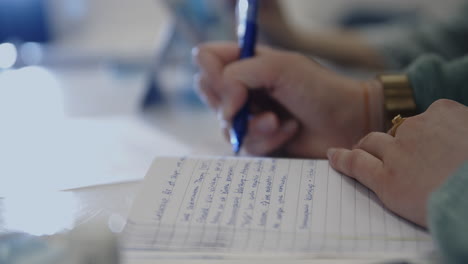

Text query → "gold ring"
[388,114,406,137]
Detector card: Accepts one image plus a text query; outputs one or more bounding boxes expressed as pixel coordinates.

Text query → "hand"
[328,99,468,227]
[193,42,384,157]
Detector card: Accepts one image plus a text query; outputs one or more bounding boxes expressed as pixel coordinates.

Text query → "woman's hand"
[328,99,468,227]
[193,42,384,157]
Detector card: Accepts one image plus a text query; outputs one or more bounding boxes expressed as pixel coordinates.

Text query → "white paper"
[122,157,434,256]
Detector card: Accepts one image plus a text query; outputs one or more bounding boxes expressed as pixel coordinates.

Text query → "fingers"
[332,132,393,192]
[193,73,220,109]
[194,41,304,123]
[328,148,383,192]
[354,132,395,159]
[218,50,290,123]
[223,53,284,95]
[192,42,241,110]
[220,111,293,155]
[244,119,299,155]
[193,42,239,80]
[193,42,306,156]
[248,112,280,135]
[193,42,278,111]
[220,81,249,123]
[223,112,297,156]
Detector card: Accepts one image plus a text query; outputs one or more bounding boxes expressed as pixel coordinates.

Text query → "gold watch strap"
[378,74,417,128]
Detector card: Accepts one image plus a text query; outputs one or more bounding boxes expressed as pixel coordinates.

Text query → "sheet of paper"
[122,157,434,257]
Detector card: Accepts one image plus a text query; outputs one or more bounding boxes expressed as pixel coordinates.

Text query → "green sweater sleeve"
[429,162,468,264]
[405,54,468,112]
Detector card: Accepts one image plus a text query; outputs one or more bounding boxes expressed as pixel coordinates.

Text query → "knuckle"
[355,135,368,149]
[394,114,424,136]
[330,149,342,168]
[429,99,458,110]
[367,131,382,138]
[347,149,363,176]
[359,132,377,146]
[406,112,423,122]
[357,132,384,149]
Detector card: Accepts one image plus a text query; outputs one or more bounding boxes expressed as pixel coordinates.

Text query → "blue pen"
[230,0,259,154]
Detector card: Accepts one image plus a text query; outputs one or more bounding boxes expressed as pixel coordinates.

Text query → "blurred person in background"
[257,0,468,70]
[193,1,468,263]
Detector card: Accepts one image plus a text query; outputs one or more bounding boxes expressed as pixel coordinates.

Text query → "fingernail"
[191,46,200,57]
[191,46,202,66]
[327,148,337,161]
[217,110,226,122]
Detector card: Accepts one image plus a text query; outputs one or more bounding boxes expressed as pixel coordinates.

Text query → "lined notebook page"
[122,157,433,255]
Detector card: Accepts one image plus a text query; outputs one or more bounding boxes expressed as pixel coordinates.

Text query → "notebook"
[121,156,434,260]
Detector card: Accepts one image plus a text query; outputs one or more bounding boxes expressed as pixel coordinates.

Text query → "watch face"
[380,74,417,118]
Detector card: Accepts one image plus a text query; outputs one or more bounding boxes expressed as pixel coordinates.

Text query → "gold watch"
[378,74,417,126]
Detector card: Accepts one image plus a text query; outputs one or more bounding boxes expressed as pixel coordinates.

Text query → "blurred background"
[0,0,464,246]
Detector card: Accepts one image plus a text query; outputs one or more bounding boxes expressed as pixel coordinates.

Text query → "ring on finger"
[388,114,407,137]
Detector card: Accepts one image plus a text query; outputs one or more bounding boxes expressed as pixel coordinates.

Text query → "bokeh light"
[20,42,43,65]
[0,43,17,69]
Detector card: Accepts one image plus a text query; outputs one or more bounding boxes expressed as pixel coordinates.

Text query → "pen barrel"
[231,0,258,153]
[239,20,257,59]
[238,0,258,59]
[231,102,250,153]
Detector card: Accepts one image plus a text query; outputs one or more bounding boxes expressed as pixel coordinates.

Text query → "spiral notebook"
[122,156,434,260]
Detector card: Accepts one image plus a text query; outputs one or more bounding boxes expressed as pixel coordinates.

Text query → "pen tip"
[230,129,242,155]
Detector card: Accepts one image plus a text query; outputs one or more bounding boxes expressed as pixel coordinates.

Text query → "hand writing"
[193,42,384,157]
